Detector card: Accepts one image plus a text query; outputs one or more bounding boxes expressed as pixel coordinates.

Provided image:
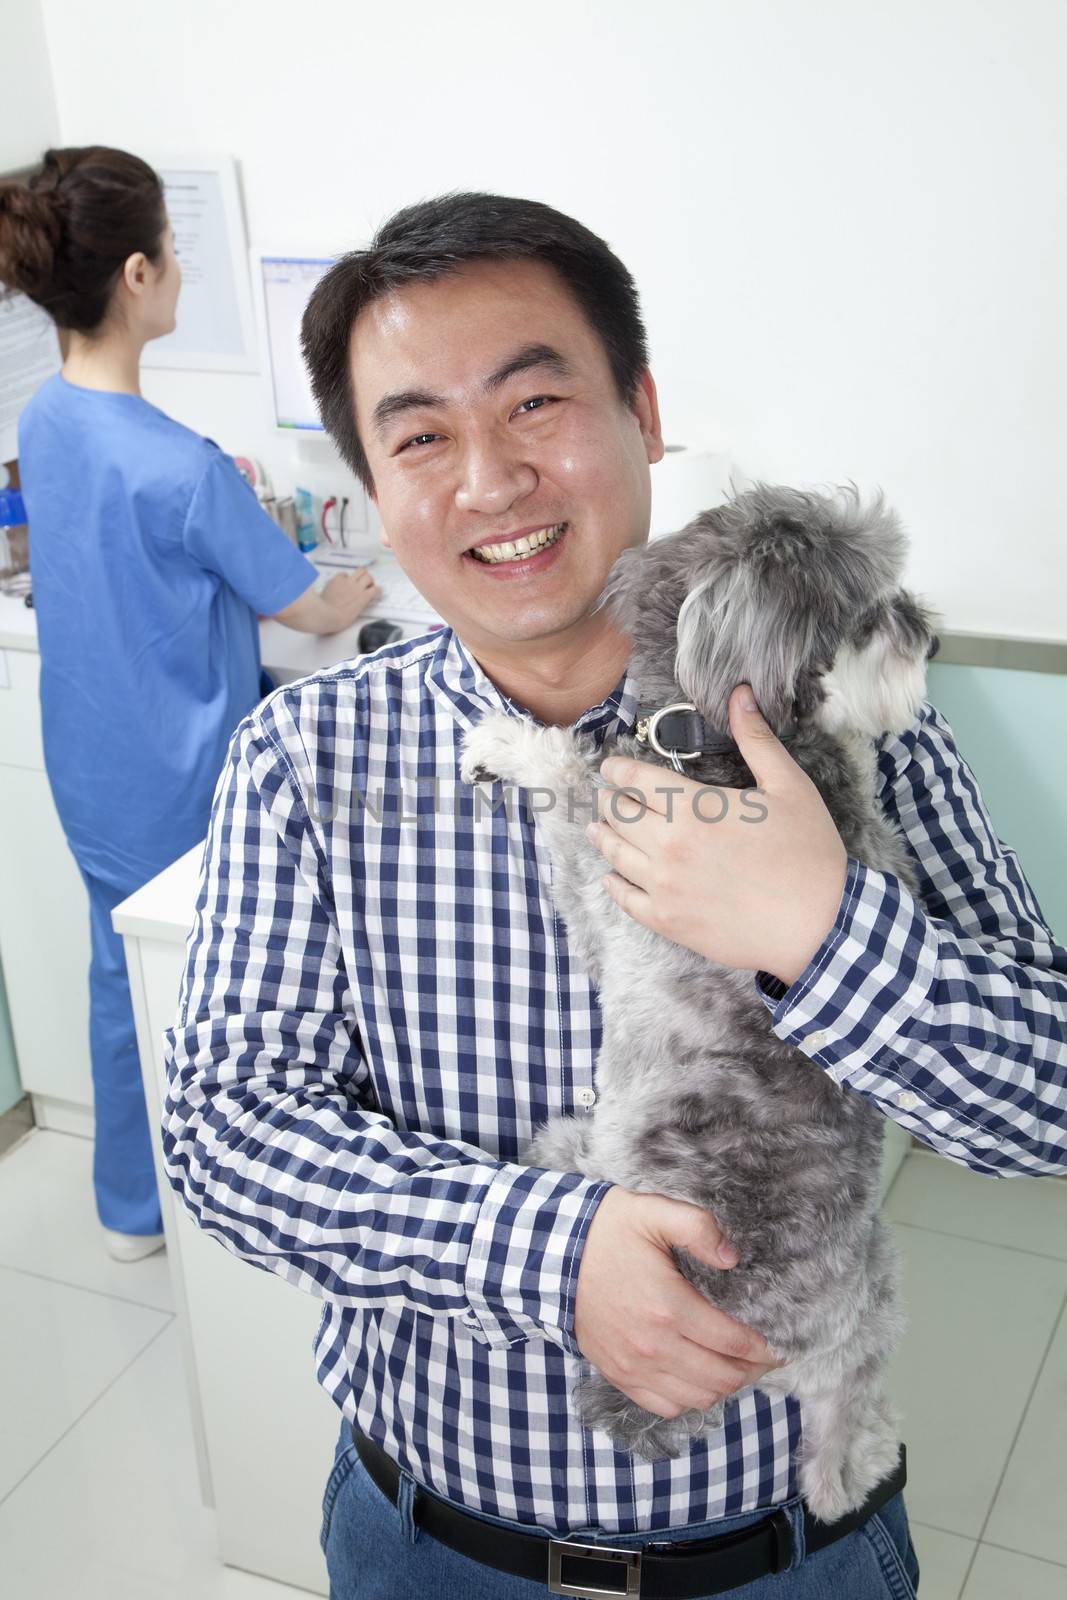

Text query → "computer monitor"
[257,254,335,431]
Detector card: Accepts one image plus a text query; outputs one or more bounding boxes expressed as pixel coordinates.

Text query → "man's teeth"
[469,523,566,563]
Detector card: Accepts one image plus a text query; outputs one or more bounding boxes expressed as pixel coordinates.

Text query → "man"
[163,193,1067,1598]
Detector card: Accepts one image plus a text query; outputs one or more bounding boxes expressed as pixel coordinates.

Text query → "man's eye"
[398,433,439,452]
[515,395,557,415]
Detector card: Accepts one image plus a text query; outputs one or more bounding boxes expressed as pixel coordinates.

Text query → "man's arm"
[161,712,610,1353]
[755,700,1067,1176]
[590,688,1065,1178]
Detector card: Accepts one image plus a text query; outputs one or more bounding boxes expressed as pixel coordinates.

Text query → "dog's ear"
[593,542,650,638]
[815,589,941,737]
[673,484,917,736]
[674,553,822,735]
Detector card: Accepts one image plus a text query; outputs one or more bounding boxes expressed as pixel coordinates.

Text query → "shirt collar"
[424,626,639,744]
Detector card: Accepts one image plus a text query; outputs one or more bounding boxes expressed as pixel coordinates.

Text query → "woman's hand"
[320,568,382,628]
[271,569,382,635]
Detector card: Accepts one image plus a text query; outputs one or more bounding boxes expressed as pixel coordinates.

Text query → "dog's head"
[597,482,940,739]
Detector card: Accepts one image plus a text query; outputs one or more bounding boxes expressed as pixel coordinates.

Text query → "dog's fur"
[458,483,940,1523]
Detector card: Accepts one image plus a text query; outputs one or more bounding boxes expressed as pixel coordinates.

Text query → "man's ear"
[367,484,391,548]
[631,368,664,465]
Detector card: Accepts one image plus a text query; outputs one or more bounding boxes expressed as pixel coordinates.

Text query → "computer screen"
[259,255,335,430]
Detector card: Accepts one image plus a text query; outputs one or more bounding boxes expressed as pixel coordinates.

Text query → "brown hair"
[0,146,166,334]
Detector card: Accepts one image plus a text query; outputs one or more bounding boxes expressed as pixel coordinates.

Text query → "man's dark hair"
[300,192,650,493]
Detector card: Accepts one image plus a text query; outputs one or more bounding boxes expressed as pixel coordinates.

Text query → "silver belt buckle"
[548,1538,642,1597]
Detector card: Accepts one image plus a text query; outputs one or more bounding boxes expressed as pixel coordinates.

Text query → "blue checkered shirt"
[162,626,1067,1535]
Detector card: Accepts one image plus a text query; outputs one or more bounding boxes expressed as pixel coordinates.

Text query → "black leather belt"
[351,1426,906,1598]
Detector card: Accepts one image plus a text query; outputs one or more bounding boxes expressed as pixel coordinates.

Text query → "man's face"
[348,257,664,652]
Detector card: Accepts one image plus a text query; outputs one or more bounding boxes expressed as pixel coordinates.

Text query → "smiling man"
[162,193,1067,1599]
[356,277,646,719]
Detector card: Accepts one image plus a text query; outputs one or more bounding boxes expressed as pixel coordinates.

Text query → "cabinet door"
[0,764,92,1106]
[135,933,333,1595]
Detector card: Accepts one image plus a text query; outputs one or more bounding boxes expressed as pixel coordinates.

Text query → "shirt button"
[803,1031,827,1052]
[896,1091,920,1111]
[575,1087,597,1109]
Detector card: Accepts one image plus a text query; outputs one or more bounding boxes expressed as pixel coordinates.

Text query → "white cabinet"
[115,855,336,1595]
[0,638,93,1130]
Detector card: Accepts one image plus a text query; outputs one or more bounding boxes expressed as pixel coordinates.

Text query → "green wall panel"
[926,663,1065,942]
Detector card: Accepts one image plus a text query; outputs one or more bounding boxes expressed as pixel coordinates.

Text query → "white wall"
[0,0,59,173]
[37,0,1067,639]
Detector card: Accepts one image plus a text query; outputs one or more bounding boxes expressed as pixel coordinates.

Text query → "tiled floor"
[1,1129,1065,1599]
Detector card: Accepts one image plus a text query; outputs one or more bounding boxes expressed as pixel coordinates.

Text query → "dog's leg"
[789,1220,905,1521]
[792,1383,857,1524]
[839,1383,903,1508]
[792,1365,902,1524]
[458,712,620,982]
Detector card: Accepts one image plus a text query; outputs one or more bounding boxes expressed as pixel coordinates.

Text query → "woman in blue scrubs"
[0,147,380,1261]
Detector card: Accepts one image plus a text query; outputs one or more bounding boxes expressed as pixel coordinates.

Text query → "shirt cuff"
[461,1165,612,1353]
[753,855,916,1046]
[750,856,1007,1159]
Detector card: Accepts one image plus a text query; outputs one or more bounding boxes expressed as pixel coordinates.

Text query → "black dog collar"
[630,700,797,772]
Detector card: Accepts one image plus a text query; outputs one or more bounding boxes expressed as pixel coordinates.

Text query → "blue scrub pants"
[81,868,164,1237]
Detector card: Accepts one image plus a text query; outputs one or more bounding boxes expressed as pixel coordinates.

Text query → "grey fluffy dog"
[458,483,940,1524]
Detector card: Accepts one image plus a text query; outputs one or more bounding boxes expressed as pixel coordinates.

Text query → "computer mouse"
[358,619,404,652]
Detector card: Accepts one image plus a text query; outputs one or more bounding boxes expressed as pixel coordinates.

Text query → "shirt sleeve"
[181,449,316,617]
[160,711,610,1355]
[752,700,1067,1177]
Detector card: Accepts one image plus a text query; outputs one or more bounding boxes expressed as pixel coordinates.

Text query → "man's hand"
[588,684,848,988]
[574,1186,781,1419]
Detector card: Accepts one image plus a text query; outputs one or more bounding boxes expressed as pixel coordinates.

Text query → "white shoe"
[101,1226,166,1263]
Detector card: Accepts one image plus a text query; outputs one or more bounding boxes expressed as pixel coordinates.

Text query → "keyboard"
[312,548,442,629]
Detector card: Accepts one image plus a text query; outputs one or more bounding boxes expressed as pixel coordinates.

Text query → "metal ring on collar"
[646,702,703,764]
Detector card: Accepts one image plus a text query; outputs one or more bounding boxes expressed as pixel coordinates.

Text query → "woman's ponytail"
[0,179,61,299]
[0,146,165,333]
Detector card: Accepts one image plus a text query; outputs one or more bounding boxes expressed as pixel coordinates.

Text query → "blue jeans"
[321,1421,921,1599]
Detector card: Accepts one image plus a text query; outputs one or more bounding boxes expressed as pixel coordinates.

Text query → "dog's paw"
[840,1400,902,1508]
[458,710,518,785]
[523,1114,590,1173]
[459,710,553,787]
[574,1372,690,1462]
[798,1453,857,1525]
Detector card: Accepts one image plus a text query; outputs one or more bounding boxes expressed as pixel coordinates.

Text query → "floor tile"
[886,1152,1067,1261]
[909,1521,975,1600]
[983,1299,1067,1564]
[961,1542,1067,1599]
[0,1264,169,1501]
[0,1129,173,1312]
[0,1320,323,1598]
[888,1220,1067,1539]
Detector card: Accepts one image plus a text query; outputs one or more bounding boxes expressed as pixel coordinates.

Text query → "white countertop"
[111,843,203,943]
[0,550,442,675]
[0,587,375,675]
[0,590,38,652]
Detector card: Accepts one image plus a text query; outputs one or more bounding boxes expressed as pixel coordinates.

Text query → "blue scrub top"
[18,373,316,887]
